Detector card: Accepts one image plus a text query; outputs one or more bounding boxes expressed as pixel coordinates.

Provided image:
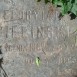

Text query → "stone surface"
[0,0,77,77]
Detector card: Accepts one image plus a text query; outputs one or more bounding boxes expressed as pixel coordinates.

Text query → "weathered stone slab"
[0,0,77,77]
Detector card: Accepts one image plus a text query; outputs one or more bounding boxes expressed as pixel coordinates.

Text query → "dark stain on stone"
[0,46,2,54]
[74,75,77,77]
[70,13,76,20]
[58,13,63,20]
[72,75,77,77]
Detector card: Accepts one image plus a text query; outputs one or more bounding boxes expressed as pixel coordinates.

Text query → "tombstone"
[0,0,77,77]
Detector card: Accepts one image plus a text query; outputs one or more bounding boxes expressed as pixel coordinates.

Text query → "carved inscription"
[4,41,47,52]
[0,1,76,77]
[3,9,43,22]
[0,25,52,39]
[58,53,77,65]
[3,6,51,23]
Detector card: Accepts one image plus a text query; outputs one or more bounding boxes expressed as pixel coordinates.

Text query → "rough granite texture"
[0,0,77,77]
